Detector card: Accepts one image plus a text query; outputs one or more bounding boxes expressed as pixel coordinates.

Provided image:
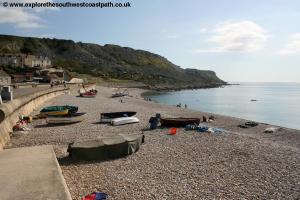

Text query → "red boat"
[80,91,97,98]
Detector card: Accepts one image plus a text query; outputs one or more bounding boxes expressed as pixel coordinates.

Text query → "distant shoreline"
[140,83,236,97]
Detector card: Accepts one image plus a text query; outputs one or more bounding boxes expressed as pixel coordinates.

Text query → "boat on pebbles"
[160,117,200,127]
[40,105,78,117]
[100,111,137,123]
[111,116,139,126]
[80,91,97,98]
[67,133,144,161]
[46,112,86,124]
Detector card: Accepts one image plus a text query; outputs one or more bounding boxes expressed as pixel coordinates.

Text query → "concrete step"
[0,145,72,200]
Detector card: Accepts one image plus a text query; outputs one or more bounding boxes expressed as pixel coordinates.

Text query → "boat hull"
[40,105,78,116]
[160,118,201,127]
[46,113,86,124]
[80,94,96,98]
[111,116,139,126]
[68,133,144,161]
[100,111,137,123]
[40,109,69,117]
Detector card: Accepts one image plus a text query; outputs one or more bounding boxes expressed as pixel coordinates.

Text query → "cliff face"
[0,34,226,89]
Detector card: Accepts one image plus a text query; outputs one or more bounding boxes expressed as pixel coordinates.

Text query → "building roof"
[0,70,10,77]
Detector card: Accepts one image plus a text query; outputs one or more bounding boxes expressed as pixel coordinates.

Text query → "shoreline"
[6,86,300,199]
[141,85,300,131]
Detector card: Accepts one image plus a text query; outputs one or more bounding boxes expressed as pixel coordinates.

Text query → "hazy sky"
[0,0,300,82]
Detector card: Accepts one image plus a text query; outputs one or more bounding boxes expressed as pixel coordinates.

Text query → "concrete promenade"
[0,146,72,200]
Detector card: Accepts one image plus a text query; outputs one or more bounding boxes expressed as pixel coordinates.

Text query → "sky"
[0,0,300,82]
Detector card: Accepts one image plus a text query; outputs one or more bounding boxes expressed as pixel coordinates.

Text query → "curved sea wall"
[0,87,69,150]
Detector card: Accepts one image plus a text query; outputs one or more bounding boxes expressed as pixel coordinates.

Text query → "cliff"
[0,34,226,89]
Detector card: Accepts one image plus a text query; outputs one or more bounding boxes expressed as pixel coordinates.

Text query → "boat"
[80,91,97,98]
[111,93,127,98]
[40,105,78,116]
[111,89,129,98]
[46,112,86,124]
[67,133,144,161]
[160,117,201,127]
[111,116,139,126]
[100,111,137,123]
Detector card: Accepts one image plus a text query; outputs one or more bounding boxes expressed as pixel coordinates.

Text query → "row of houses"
[0,53,51,69]
[0,68,83,86]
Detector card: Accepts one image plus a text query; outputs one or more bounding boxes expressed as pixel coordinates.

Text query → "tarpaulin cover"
[68,133,144,161]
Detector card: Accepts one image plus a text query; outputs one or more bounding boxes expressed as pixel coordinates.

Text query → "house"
[0,54,26,67]
[26,55,51,68]
[40,68,71,83]
[0,70,11,86]
[0,53,51,68]
[11,72,34,83]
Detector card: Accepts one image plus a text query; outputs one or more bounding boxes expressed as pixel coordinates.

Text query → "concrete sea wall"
[0,87,69,150]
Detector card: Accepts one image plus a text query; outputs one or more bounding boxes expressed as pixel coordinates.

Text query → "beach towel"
[208,127,225,134]
[82,192,107,200]
[197,125,209,132]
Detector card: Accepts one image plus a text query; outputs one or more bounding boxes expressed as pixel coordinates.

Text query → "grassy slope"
[0,34,226,89]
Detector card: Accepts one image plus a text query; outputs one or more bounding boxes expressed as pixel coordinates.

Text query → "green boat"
[40,105,78,116]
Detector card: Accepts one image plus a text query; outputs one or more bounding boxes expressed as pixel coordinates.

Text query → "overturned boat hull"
[160,117,200,127]
[100,111,137,123]
[111,116,139,126]
[68,134,144,161]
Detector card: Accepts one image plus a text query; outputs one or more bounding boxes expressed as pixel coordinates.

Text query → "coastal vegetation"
[0,34,226,89]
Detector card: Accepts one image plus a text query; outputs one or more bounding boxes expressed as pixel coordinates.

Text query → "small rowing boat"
[80,91,97,98]
[100,111,137,123]
[160,117,200,127]
[111,116,139,126]
[46,112,86,124]
[40,105,78,116]
[111,89,129,98]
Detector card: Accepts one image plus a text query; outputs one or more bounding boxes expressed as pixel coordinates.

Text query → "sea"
[144,82,300,130]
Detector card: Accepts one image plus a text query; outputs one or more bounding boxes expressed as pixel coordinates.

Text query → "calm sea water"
[145,83,300,130]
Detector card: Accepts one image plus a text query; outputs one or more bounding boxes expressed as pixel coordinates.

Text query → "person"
[149,116,159,129]
[184,104,187,109]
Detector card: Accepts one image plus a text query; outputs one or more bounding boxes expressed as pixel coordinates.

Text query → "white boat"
[111,116,139,126]
[46,113,86,124]
[100,111,137,123]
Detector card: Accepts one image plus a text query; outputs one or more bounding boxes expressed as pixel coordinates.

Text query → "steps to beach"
[0,145,72,200]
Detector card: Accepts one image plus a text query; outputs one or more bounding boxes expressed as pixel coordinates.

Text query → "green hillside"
[0,34,226,89]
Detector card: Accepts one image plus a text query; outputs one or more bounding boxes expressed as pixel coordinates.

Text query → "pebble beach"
[6,86,300,200]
